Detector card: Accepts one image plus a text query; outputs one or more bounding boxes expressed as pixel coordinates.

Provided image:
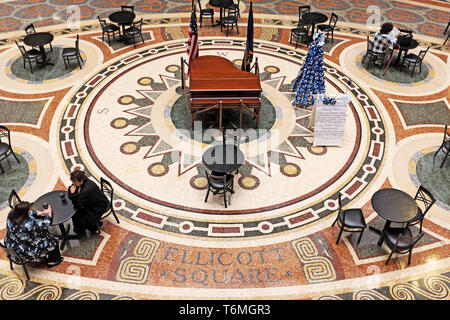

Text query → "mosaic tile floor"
[0,0,449,300]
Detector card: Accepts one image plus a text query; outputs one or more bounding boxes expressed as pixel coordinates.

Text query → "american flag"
[187,8,199,74]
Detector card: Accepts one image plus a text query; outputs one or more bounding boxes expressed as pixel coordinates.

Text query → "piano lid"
[189,56,262,91]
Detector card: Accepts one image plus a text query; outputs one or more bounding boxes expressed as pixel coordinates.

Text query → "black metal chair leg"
[336,226,344,244]
[331,217,338,227]
[357,230,364,244]
[22,264,30,280]
[223,190,227,208]
[76,56,82,69]
[408,250,412,265]
[386,251,394,265]
[440,153,448,168]
[112,209,120,224]
[204,188,210,203]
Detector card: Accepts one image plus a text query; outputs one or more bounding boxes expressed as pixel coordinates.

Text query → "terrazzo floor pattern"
[0,3,449,301]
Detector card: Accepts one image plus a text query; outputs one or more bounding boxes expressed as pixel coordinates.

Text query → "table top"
[32,190,75,226]
[109,11,136,24]
[371,188,418,223]
[209,0,234,8]
[397,38,419,51]
[302,12,328,24]
[202,144,245,173]
[23,32,54,47]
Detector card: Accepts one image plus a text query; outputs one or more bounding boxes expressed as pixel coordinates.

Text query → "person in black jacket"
[68,170,109,236]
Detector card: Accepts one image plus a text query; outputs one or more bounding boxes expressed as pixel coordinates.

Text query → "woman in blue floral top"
[5,201,63,267]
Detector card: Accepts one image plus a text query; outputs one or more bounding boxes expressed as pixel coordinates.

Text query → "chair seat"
[25,49,42,58]
[201,9,214,15]
[384,227,413,250]
[125,27,140,35]
[291,27,308,36]
[0,142,9,156]
[105,24,120,32]
[222,17,237,24]
[404,53,419,62]
[62,48,78,56]
[317,25,332,32]
[342,208,367,228]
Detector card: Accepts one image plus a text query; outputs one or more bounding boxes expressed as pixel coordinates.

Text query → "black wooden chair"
[317,12,338,43]
[405,185,435,233]
[298,5,310,23]
[8,189,21,209]
[98,16,121,46]
[0,241,34,280]
[290,21,311,49]
[382,227,424,265]
[124,18,145,48]
[0,125,21,174]
[62,34,83,70]
[433,124,449,168]
[400,45,431,77]
[205,171,235,208]
[227,0,240,18]
[121,5,135,28]
[100,177,120,224]
[362,36,386,69]
[198,0,214,27]
[443,20,449,45]
[25,23,53,52]
[221,7,239,37]
[14,41,43,74]
[121,5,134,12]
[332,193,367,245]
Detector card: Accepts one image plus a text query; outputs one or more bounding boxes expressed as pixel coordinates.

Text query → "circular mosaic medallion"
[190,175,208,190]
[148,162,168,177]
[238,175,260,190]
[58,40,386,238]
[280,163,301,177]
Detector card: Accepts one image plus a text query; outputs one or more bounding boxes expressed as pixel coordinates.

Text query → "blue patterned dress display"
[291,32,326,106]
[5,210,59,263]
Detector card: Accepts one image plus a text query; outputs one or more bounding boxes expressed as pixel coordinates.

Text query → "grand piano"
[183,55,262,130]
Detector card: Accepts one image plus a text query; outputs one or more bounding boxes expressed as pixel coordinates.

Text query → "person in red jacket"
[68,170,109,236]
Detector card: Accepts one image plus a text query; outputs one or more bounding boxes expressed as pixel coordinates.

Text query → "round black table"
[209,0,234,26]
[109,11,136,38]
[32,190,77,250]
[370,188,418,246]
[202,144,245,174]
[302,12,328,38]
[23,32,54,68]
[395,38,419,66]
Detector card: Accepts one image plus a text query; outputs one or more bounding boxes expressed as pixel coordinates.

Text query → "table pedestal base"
[58,223,80,250]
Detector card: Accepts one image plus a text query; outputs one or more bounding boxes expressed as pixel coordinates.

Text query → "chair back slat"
[121,5,134,12]
[98,16,107,29]
[25,23,36,35]
[8,189,21,209]
[298,5,310,20]
[330,13,338,27]
[414,185,436,215]
[14,41,27,56]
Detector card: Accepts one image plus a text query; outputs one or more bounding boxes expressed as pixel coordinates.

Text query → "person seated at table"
[68,169,109,236]
[4,202,63,267]
[371,22,399,64]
